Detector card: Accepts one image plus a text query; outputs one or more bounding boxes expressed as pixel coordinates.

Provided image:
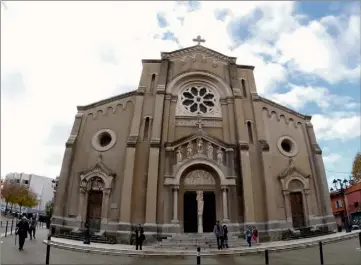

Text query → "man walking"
[245,226,253,248]
[213,221,224,250]
[28,217,37,240]
[135,224,145,250]
[15,216,29,251]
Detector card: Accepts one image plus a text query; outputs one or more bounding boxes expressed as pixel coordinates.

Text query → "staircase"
[154,233,253,249]
[53,230,116,244]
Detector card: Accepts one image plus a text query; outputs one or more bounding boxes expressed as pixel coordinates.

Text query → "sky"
[1,1,360,189]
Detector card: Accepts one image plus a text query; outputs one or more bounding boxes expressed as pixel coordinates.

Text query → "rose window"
[180,86,216,115]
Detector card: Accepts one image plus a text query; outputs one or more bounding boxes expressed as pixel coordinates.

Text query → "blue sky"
[1,1,360,188]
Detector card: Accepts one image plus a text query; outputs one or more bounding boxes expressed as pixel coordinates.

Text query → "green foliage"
[352,152,361,180]
[45,201,53,217]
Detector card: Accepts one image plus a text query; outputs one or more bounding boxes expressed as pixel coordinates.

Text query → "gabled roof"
[166,130,235,149]
[161,45,237,64]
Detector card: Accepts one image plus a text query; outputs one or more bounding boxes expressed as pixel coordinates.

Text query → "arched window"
[241,79,247,98]
[143,117,150,141]
[247,121,253,144]
[150,74,156,93]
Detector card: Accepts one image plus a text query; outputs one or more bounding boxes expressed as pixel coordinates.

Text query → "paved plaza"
[1,229,360,264]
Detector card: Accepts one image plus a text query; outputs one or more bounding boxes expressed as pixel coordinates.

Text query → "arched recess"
[278,159,312,228]
[77,155,115,228]
[166,71,233,99]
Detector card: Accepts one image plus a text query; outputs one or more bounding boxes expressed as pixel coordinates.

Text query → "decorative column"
[283,191,293,223]
[171,186,179,224]
[304,189,313,225]
[101,188,111,224]
[221,186,230,222]
[77,189,86,222]
[196,191,204,233]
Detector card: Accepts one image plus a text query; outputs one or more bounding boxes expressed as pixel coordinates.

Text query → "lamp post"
[331,178,350,231]
[49,177,59,232]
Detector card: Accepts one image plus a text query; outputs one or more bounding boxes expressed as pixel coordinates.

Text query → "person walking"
[245,226,253,248]
[28,217,37,240]
[15,216,29,251]
[222,224,229,248]
[135,224,145,250]
[213,221,224,250]
[252,226,259,244]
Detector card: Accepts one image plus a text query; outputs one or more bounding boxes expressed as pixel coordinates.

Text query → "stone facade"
[52,42,336,243]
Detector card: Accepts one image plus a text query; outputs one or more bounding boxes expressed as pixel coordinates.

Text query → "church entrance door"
[203,191,216,232]
[289,192,306,228]
[87,191,103,231]
[183,191,197,233]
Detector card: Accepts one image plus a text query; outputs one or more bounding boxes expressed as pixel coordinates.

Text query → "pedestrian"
[83,222,91,244]
[213,220,224,250]
[135,224,145,250]
[28,217,37,240]
[222,224,229,248]
[252,226,259,243]
[245,226,253,248]
[15,216,29,251]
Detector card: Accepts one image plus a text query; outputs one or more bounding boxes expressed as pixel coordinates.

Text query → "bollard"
[1,220,2,227]
[319,241,324,265]
[197,246,201,265]
[265,249,269,265]
[5,221,8,237]
[45,234,51,265]
[10,219,14,235]
[359,232,361,249]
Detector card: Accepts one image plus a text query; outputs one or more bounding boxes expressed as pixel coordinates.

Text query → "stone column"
[101,188,111,224]
[77,190,86,222]
[196,191,204,233]
[221,186,230,222]
[283,191,293,223]
[304,189,313,225]
[171,186,179,223]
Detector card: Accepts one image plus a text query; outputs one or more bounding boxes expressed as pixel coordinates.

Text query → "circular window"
[277,136,298,157]
[181,85,217,115]
[91,129,116,152]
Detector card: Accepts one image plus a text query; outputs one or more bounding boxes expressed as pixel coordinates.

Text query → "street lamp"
[332,178,350,231]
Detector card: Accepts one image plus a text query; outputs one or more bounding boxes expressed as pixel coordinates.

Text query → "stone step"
[163,239,245,244]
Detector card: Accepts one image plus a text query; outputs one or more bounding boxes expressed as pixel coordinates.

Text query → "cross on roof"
[195,116,205,130]
[192,35,206,45]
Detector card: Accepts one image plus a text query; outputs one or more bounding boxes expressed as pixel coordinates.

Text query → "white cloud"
[323,153,342,164]
[269,84,358,111]
[1,1,360,178]
[312,113,361,141]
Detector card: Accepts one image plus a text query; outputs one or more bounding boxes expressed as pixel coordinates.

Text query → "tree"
[351,152,361,181]
[0,180,21,212]
[45,201,53,218]
[13,185,38,212]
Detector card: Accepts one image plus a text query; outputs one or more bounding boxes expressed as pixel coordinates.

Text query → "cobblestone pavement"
[1,229,360,264]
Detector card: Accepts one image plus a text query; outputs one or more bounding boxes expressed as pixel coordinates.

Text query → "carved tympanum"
[183,170,216,186]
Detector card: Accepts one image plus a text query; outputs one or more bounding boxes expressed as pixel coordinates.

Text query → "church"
[52,36,335,243]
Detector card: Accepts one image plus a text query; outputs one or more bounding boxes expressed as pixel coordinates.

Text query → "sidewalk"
[46,230,361,257]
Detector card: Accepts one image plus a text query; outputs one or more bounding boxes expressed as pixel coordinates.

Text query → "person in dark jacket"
[222,224,229,248]
[16,216,29,251]
[83,222,91,245]
[28,217,37,240]
[213,221,224,250]
[135,224,145,250]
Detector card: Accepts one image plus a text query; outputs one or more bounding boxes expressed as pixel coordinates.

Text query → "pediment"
[278,159,310,180]
[80,154,116,177]
[167,131,231,150]
[161,45,237,65]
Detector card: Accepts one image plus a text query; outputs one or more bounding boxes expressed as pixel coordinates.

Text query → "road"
[1,229,360,264]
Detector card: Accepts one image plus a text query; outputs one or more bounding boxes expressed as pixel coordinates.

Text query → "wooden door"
[87,191,103,231]
[289,192,306,228]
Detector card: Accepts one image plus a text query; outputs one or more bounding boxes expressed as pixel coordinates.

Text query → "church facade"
[52,38,335,242]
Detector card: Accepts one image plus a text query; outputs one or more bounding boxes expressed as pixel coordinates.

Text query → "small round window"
[99,132,112,147]
[277,136,298,157]
[92,129,116,152]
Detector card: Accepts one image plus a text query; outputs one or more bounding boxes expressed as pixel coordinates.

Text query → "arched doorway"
[86,190,103,230]
[290,191,306,228]
[181,168,218,233]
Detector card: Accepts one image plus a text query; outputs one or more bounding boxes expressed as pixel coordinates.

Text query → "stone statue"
[187,142,193,158]
[176,147,183,163]
[197,138,203,154]
[217,147,223,164]
[196,191,204,214]
[207,143,213,159]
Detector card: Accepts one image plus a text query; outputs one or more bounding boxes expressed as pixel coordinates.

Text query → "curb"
[43,232,359,257]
